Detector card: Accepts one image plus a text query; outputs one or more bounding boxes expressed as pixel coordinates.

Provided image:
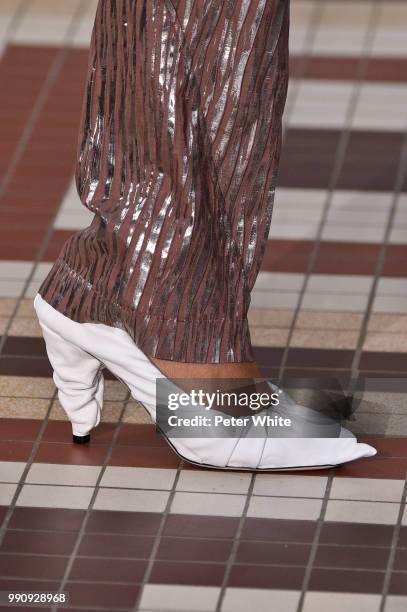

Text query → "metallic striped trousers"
[38,1,290,363]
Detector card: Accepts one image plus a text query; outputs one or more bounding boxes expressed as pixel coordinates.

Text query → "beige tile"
[104,379,128,401]
[140,585,221,612]
[170,492,246,517]
[253,475,327,498]
[101,400,125,423]
[0,461,26,483]
[296,311,363,330]
[368,314,407,333]
[95,487,169,512]
[0,298,18,316]
[303,593,381,612]
[0,483,18,505]
[26,463,102,486]
[358,392,407,415]
[345,413,390,436]
[15,298,36,317]
[223,588,300,612]
[247,496,322,520]
[9,317,42,336]
[101,467,176,490]
[0,317,9,334]
[385,595,407,612]
[250,327,290,347]
[330,477,404,503]
[177,471,251,494]
[0,397,50,419]
[248,308,295,327]
[123,401,153,424]
[49,399,123,423]
[363,332,407,352]
[16,484,94,509]
[325,499,399,525]
[291,329,358,349]
[0,376,55,398]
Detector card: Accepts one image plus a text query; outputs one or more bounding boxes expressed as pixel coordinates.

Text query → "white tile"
[269,222,320,240]
[385,595,407,612]
[100,467,176,490]
[302,293,368,312]
[176,470,251,494]
[274,188,327,210]
[170,492,246,517]
[32,262,54,280]
[26,463,102,487]
[0,483,18,505]
[307,274,373,294]
[222,588,301,612]
[24,280,44,298]
[304,592,381,612]
[325,499,400,525]
[322,224,386,243]
[0,261,32,279]
[16,484,94,509]
[139,584,221,612]
[373,296,407,314]
[251,291,300,310]
[253,273,305,292]
[0,461,26,483]
[377,278,407,297]
[253,475,327,498]
[389,227,407,244]
[94,488,169,513]
[247,496,322,520]
[330,477,404,503]
[331,191,393,211]
[0,280,25,298]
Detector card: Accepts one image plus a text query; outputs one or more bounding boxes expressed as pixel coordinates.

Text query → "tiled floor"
[0,0,406,611]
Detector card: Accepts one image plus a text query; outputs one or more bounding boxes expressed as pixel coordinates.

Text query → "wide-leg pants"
[37,0,290,364]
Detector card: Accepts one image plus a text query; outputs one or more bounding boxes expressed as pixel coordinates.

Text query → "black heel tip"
[73,433,90,444]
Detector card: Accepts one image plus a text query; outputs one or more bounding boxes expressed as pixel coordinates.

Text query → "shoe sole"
[138,402,338,472]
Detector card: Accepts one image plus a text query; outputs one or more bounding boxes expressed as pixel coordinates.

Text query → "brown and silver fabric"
[38,0,290,363]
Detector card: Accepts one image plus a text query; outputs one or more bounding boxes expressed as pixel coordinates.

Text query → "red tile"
[109,445,180,468]
[115,424,168,447]
[320,522,393,547]
[150,561,226,586]
[9,507,85,532]
[65,582,139,608]
[33,441,109,466]
[314,242,380,275]
[0,554,68,580]
[389,572,407,595]
[358,437,407,458]
[236,541,311,565]
[309,568,384,592]
[314,545,390,570]
[261,239,314,273]
[77,533,154,558]
[228,564,305,589]
[86,510,161,536]
[156,537,233,562]
[163,514,239,539]
[42,420,116,445]
[334,456,407,479]
[0,441,33,462]
[69,557,147,583]
[241,518,317,542]
[0,419,42,441]
[1,530,76,555]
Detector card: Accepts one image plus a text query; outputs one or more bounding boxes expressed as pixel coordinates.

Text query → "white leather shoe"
[34,292,377,471]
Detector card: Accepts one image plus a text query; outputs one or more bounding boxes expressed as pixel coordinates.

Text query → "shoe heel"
[72,433,91,444]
